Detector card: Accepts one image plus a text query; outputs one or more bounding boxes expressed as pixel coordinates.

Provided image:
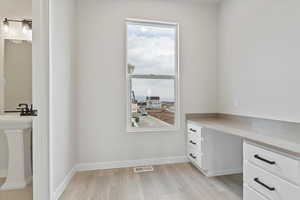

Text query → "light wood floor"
[60,163,243,200]
[0,178,32,200]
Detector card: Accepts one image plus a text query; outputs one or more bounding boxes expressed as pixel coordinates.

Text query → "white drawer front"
[244,142,300,186]
[187,123,202,135]
[244,186,269,200]
[244,161,300,200]
[187,132,202,151]
[187,147,203,169]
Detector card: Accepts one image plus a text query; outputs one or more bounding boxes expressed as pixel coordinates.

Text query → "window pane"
[127,23,176,75]
[130,78,176,129]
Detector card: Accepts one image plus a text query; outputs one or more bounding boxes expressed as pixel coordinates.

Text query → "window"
[126,19,179,132]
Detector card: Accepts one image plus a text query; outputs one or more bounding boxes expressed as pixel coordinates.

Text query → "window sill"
[127,127,180,134]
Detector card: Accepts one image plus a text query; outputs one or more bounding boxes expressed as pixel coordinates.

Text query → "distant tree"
[128,63,135,74]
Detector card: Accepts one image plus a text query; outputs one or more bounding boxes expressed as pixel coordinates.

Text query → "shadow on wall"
[0,132,8,176]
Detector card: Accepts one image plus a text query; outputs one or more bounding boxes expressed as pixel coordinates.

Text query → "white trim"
[126,18,178,26]
[75,156,188,172]
[0,169,7,178]
[32,0,50,199]
[125,19,180,133]
[53,167,76,200]
[49,0,54,198]
[127,127,180,133]
[130,74,175,79]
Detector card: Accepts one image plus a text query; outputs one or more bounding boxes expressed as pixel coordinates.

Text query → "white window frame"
[126,18,180,133]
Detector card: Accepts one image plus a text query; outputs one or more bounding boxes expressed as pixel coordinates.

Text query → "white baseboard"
[53,167,76,200]
[75,156,188,172]
[0,169,7,178]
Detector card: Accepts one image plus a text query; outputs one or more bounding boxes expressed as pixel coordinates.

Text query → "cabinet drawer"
[244,161,300,200]
[244,142,300,186]
[244,186,269,200]
[187,123,202,135]
[187,132,202,151]
[187,147,203,169]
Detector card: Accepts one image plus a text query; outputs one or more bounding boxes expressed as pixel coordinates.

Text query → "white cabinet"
[186,119,300,200]
[187,123,204,169]
[244,142,300,186]
[187,121,243,177]
[244,142,300,200]
[244,185,269,200]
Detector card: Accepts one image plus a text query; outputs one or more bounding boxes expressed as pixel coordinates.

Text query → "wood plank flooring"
[60,163,243,200]
[0,178,32,200]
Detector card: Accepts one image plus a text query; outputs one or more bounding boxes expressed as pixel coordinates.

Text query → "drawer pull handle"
[189,153,197,159]
[254,178,275,191]
[189,128,196,132]
[254,154,276,165]
[189,140,197,145]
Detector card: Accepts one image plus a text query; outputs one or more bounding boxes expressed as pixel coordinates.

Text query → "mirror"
[3,39,32,111]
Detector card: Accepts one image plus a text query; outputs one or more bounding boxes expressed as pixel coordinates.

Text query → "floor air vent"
[134,166,154,173]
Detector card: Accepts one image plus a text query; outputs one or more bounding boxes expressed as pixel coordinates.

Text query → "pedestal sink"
[0,114,33,190]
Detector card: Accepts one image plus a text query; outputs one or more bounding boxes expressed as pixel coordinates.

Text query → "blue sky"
[128,23,176,101]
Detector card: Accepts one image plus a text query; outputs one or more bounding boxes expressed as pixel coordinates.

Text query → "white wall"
[217,0,300,122]
[50,0,77,197]
[0,0,32,18]
[76,0,217,165]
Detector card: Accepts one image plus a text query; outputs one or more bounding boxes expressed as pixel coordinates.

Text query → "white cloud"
[128,24,176,75]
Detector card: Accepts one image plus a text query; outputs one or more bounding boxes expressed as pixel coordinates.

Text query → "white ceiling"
[0,0,32,18]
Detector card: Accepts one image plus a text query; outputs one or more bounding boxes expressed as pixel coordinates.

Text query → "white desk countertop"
[187,116,300,156]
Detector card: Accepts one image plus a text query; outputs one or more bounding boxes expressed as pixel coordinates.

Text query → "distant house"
[146,96,161,109]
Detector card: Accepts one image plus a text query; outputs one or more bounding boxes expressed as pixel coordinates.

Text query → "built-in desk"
[187,114,300,155]
[186,114,300,200]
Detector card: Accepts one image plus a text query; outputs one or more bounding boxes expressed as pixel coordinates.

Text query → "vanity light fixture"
[22,20,32,34]
[2,18,32,33]
[3,18,9,32]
